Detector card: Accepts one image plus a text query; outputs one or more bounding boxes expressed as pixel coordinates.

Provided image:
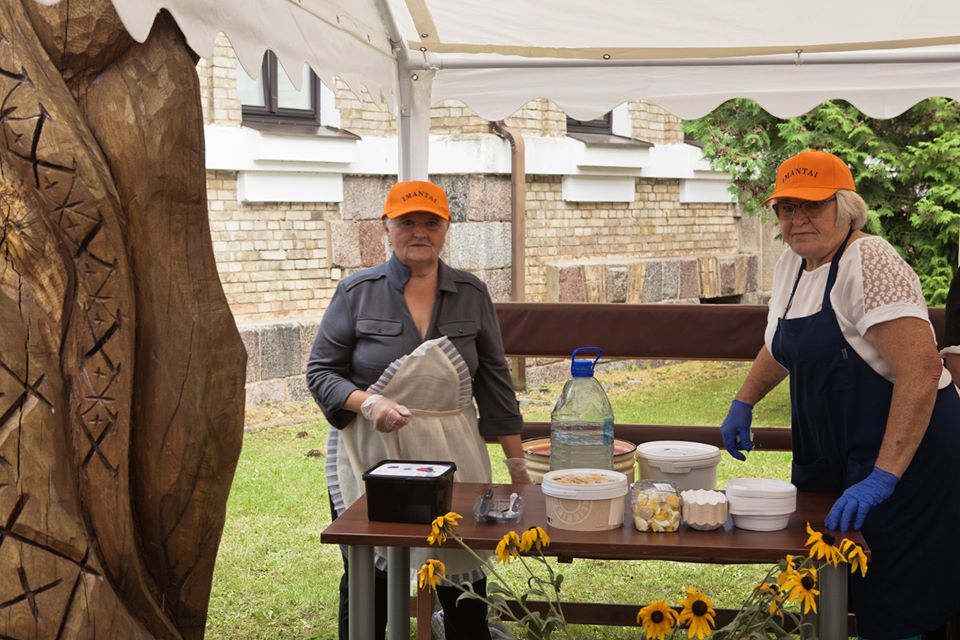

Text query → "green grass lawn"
[205,361,794,639]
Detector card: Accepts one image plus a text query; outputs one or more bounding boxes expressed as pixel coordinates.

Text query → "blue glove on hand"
[825,467,899,532]
[720,399,754,461]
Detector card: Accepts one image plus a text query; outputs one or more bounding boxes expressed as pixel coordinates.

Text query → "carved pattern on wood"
[0,1,246,638]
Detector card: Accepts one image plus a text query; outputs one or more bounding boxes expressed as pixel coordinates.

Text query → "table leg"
[387,547,410,640]
[348,545,375,640]
[818,563,848,639]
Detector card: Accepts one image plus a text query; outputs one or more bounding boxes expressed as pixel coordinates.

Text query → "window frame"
[241,52,323,127]
[565,111,614,134]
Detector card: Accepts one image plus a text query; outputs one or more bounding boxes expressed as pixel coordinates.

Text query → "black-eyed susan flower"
[805,522,842,567]
[637,600,678,640]
[754,582,783,615]
[426,511,462,545]
[783,567,819,614]
[519,526,551,553]
[417,558,445,591]
[840,538,869,578]
[678,588,716,639]
[776,554,799,587]
[495,530,521,564]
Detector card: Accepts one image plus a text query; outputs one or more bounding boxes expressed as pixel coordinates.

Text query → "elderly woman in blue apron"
[307,180,530,640]
[719,150,960,640]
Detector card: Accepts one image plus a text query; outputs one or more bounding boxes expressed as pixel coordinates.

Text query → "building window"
[566,112,613,134]
[236,52,322,126]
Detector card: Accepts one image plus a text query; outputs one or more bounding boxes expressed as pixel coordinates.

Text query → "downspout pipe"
[491,120,527,389]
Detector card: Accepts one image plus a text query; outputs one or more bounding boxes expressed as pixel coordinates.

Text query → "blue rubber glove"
[720,399,754,461]
[825,467,899,532]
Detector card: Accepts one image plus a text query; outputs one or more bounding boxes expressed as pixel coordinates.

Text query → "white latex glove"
[360,394,411,433]
[504,458,532,485]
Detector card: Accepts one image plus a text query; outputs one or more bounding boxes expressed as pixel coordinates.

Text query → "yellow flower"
[783,567,819,615]
[805,522,843,567]
[840,538,869,578]
[776,554,799,587]
[637,600,678,640]
[754,582,783,615]
[678,588,716,639]
[426,512,462,546]
[519,526,551,553]
[417,559,445,591]
[495,531,521,563]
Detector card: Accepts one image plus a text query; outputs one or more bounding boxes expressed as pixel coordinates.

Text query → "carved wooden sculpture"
[0,1,245,638]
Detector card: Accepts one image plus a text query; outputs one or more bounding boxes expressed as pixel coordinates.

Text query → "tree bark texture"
[0,2,246,638]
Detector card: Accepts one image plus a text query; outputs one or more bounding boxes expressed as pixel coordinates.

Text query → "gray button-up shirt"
[306,255,522,437]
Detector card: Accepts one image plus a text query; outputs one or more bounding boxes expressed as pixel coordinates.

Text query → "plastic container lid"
[635,441,721,472]
[541,468,628,501]
[364,460,456,479]
[726,478,797,498]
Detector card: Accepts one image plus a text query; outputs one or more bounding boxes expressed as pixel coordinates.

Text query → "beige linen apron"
[336,337,491,581]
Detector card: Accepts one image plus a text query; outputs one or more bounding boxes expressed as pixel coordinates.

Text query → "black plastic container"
[362,459,457,523]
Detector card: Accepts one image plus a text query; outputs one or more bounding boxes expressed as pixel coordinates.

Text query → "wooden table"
[321,482,868,640]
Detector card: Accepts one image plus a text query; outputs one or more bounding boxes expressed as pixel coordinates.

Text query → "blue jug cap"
[570,347,602,377]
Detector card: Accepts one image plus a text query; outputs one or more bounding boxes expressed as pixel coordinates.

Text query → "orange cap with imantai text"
[382,180,450,220]
[764,150,856,204]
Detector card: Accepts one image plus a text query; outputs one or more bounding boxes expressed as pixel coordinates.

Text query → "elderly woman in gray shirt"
[307,180,529,640]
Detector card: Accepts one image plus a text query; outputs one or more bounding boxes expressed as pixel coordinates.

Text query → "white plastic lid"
[635,441,720,466]
[541,469,629,501]
[366,461,454,478]
[726,477,797,498]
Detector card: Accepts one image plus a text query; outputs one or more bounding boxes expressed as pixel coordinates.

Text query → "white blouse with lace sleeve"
[763,235,953,389]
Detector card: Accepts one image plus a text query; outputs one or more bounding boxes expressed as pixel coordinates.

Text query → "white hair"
[835,190,867,230]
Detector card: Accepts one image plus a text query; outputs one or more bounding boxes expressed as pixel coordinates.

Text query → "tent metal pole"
[412,49,960,70]
[375,0,430,180]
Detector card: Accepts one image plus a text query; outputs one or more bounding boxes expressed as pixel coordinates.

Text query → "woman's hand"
[825,467,899,532]
[720,399,754,461]
[360,394,412,432]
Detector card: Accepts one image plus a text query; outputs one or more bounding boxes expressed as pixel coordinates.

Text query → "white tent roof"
[79,0,960,121]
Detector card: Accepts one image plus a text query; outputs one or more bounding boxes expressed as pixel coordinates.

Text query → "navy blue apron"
[771,232,960,639]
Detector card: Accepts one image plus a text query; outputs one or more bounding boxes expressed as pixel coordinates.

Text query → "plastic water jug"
[549,347,615,471]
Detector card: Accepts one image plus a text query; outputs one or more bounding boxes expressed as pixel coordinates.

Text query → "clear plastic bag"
[630,479,681,532]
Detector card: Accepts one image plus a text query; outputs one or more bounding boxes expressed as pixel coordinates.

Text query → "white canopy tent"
[56,0,960,180]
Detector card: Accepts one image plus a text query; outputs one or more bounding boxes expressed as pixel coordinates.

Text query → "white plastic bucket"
[540,468,628,531]
[635,441,721,492]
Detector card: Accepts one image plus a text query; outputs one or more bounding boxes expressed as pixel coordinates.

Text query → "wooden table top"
[322,483,869,564]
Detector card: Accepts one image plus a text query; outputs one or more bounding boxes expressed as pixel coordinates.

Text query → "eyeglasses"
[390,217,447,231]
[771,196,837,221]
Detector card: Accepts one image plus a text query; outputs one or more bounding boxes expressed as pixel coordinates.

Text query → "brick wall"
[629,100,685,144]
[522,177,740,302]
[207,171,339,321]
[198,35,242,127]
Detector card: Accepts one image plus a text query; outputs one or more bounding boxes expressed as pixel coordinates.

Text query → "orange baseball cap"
[382,180,450,220]
[764,150,856,204]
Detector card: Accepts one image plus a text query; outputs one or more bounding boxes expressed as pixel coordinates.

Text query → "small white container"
[726,477,797,532]
[680,489,728,531]
[541,468,628,531]
[635,441,721,492]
